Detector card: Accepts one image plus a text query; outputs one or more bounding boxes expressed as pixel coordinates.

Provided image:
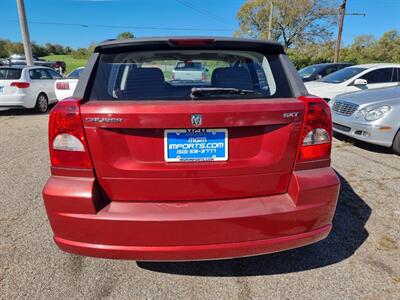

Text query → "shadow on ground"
[334,132,394,154]
[138,173,370,276]
[0,105,54,117]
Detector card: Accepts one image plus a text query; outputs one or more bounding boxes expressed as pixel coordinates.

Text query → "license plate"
[164,129,228,162]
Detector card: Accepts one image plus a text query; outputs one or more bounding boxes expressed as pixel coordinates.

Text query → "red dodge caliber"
[42,37,340,261]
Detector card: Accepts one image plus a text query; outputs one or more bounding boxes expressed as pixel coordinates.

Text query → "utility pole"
[334,1,366,63]
[267,1,273,40]
[334,0,346,63]
[16,0,33,66]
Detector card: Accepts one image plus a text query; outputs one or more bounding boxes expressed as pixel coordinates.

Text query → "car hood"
[334,85,400,106]
[304,81,341,97]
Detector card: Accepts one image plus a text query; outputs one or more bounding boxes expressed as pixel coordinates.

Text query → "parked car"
[0,58,10,66]
[330,85,400,154]
[55,67,84,101]
[298,62,354,82]
[7,54,66,74]
[305,63,400,101]
[42,37,340,261]
[172,60,207,81]
[0,65,61,113]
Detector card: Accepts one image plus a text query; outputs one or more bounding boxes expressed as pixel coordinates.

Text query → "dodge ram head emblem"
[191,114,202,127]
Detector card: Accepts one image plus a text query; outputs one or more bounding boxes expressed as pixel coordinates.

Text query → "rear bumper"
[42,167,340,261]
[0,94,32,109]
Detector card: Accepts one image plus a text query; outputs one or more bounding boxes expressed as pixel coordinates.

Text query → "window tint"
[46,69,62,79]
[0,68,22,79]
[67,68,84,79]
[29,69,51,80]
[89,50,292,101]
[321,66,338,77]
[394,68,400,82]
[361,68,396,84]
[320,67,366,83]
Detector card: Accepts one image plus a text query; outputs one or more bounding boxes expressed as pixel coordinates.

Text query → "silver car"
[329,85,400,154]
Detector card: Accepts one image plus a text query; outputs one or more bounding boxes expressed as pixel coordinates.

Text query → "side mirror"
[315,74,322,80]
[354,78,367,86]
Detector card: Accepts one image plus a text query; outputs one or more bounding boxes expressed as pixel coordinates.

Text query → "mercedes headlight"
[354,107,368,119]
[365,105,391,121]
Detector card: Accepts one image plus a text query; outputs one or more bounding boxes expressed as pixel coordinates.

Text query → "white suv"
[305,63,400,101]
[0,65,61,113]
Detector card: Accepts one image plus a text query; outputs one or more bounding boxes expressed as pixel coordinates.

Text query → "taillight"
[297,96,332,162]
[48,98,92,169]
[11,82,30,89]
[56,82,70,90]
[201,72,206,81]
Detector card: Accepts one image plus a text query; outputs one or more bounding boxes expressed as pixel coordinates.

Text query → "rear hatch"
[0,68,23,96]
[80,39,305,201]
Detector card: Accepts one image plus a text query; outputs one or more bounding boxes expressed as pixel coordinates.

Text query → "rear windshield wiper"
[190,87,262,100]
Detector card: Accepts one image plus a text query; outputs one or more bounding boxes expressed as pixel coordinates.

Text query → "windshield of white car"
[298,66,319,79]
[67,68,84,79]
[320,67,366,83]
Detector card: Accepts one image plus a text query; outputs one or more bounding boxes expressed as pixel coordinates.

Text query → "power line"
[0,19,236,32]
[175,0,229,25]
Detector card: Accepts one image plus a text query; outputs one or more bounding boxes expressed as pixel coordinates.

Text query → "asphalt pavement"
[0,110,399,299]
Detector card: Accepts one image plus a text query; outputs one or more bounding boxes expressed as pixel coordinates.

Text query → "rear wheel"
[34,93,48,113]
[392,130,400,155]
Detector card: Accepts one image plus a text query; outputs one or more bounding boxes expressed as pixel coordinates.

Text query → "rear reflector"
[48,98,92,169]
[11,82,30,88]
[56,82,70,90]
[297,96,332,162]
[169,39,215,46]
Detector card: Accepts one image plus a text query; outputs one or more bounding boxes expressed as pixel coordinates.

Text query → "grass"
[41,55,88,74]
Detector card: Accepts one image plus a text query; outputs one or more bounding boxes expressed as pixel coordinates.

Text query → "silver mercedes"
[329,85,400,154]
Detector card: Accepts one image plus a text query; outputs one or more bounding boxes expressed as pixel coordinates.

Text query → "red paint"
[43,96,340,261]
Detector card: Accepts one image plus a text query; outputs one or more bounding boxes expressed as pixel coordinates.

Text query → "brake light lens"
[169,39,215,46]
[11,82,30,89]
[56,82,70,90]
[48,98,92,169]
[201,72,206,81]
[297,96,332,162]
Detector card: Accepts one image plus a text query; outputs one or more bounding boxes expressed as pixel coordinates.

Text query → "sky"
[0,0,399,49]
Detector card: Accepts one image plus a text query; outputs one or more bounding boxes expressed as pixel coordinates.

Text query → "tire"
[392,129,400,155]
[34,93,48,114]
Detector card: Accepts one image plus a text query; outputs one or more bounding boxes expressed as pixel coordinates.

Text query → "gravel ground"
[0,109,399,300]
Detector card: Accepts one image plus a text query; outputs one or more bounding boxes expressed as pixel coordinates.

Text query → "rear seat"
[124,67,168,99]
[211,67,254,90]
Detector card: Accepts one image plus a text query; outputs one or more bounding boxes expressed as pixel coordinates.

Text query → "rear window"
[174,61,203,71]
[89,50,292,101]
[0,68,22,80]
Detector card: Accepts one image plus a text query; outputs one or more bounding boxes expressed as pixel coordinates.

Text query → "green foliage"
[116,32,134,40]
[289,30,400,69]
[42,55,88,74]
[71,48,90,60]
[236,0,337,50]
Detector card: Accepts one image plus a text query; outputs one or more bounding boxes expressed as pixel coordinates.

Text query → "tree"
[236,0,337,50]
[117,32,134,40]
